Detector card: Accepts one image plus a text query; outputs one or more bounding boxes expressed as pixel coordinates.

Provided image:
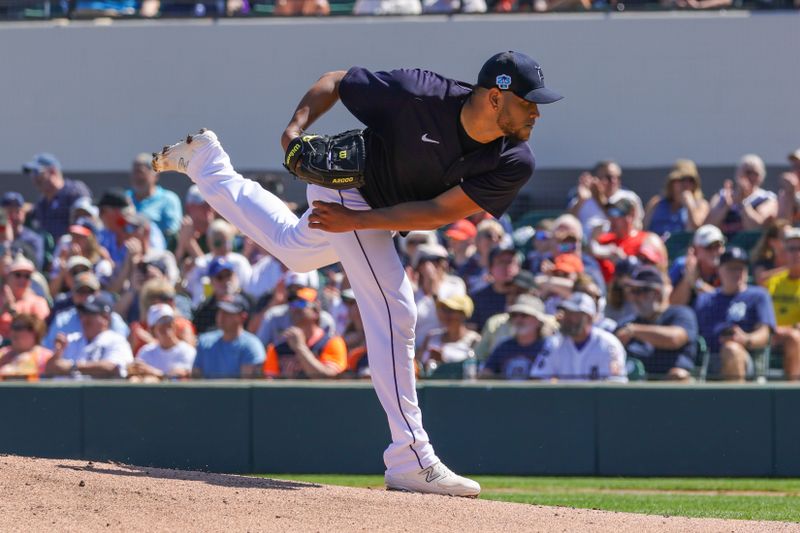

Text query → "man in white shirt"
[44,294,133,379]
[530,292,627,382]
[128,304,196,380]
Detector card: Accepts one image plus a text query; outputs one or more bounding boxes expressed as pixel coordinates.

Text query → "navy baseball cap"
[217,293,251,315]
[77,293,114,315]
[207,256,234,278]
[22,153,61,174]
[627,266,665,289]
[1,191,24,208]
[720,247,749,266]
[97,188,131,209]
[477,51,563,105]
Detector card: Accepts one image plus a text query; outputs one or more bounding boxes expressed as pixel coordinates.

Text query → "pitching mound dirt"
[0,455,796,532]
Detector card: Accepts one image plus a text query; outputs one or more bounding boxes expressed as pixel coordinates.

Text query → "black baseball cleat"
[151,128,218,174]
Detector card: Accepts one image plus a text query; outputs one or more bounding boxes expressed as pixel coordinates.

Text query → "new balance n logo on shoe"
[421,466,443,483]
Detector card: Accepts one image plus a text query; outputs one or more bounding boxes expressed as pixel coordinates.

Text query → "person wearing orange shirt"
[263,287,346,379]
[0,256,50,340]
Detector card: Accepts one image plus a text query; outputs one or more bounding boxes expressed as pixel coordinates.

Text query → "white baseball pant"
[184,138,439,475]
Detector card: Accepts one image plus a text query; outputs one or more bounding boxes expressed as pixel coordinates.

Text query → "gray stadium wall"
[2,381,800,477]
[0,11,798,179]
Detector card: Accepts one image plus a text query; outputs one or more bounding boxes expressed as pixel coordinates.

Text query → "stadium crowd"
[1,148,800,383]
[1,0,797,20]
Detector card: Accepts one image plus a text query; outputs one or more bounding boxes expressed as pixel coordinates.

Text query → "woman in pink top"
[0,256,50,339]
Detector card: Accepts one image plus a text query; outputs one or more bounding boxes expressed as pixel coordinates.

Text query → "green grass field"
[259,475,800,522]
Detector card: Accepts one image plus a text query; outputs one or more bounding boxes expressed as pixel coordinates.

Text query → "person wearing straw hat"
[481,294,554,380]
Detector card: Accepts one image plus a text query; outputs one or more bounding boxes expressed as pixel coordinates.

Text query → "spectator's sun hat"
[77,293,114,315]
[719,247,749,267]
[606,198,635,218]
[477,51,563,104]
[445,219,478,241]
[185,185,206,206]
[508,294,548,321]
[788,148,800,162]
[66,255,93,273]
[147,303,174,327]
[217,293,251,315]
[73,272,100,291]
[510,270,537,291]
[667,159,700,183]
[553,253,584,274]
[1,192,25,208]
[693,224,726,248]
[783,226,800,241]
[413,243,450,269]
[436,276,467,301]
[207,256,234,278]
[438,294,475,319]
[71,197,99,219]
[627,266,665,290]
[133,153,153,169]
[22,153,61,174]
[558,292,597,317]
[7,256,35,274]
[97,188,131,209]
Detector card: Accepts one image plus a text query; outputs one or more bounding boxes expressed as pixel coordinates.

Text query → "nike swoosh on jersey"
[421,133,440,145]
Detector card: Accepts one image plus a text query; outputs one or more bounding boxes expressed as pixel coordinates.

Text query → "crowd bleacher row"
[0,0,797,20]
[1,148,799,382]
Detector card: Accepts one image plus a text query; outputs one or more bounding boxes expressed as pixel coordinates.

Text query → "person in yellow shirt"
[764,226,800,380]
[263,288,346,379]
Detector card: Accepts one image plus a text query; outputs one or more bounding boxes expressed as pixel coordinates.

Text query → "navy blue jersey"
[618,305,698,374]
[694,286,776,354]
[338,67,535,218]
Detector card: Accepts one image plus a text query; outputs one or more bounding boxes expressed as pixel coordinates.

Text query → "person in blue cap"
[0,192,45,270]
[22,153,91,240]
[152,51,562,497]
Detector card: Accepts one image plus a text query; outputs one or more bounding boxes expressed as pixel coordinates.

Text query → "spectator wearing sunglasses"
[263,288,346,379]
[193,294,264,379]
[23,153,91,241]
[0,314,52,379]
[706,154,777,235]
[444,219,478,272]
[669,224,725,307]
[192,256,245,334]
[615,267,698,380]
[764,226,800,380]
[644,159,709,237]
[44,293,133,379]
[0,192,45,271]
[43,272,129,350]
[567,160,644,238]
[0,257,50,340]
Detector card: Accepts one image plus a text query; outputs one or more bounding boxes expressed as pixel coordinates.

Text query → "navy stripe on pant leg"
[338,191,424,470]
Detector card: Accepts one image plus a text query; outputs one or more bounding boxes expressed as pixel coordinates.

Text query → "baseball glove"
[283,129,366,190]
